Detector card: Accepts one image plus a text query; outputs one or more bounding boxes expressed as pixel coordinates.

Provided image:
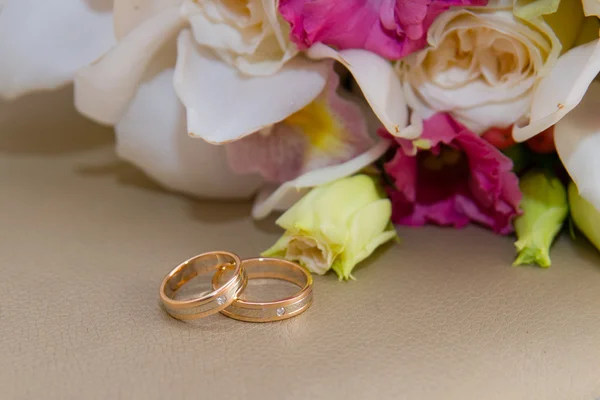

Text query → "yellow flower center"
[283,99,343,153]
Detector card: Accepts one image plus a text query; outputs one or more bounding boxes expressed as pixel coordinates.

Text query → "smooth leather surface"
[2,88,600,400]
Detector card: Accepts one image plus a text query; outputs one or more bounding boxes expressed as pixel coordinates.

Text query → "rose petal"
[513,39,600,142]
[251,140,390,219]
[74,6,185,125]
[514,0,560,20]
[116,67,263,199]
[0,0,115,99]
[555,81,600,211]
[582,0,600,17]
[306,43,411,138]
[173,29,329,144]
[182,0,297,76]
[450,94,533,134]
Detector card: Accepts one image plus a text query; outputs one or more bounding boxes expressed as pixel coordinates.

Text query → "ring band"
[160,251,247,321]
[213,257,313,323]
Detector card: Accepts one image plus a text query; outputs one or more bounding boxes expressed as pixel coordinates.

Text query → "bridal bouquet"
[1,0,600,280]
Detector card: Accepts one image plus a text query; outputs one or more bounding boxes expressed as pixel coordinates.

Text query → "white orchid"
[73,0,410,214]
[0,0,410,209]
[0,0,114,98]
[0,0,262,198]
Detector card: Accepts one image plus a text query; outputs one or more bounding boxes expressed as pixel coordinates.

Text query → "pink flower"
[382,113,522,234]
[279,0,487,60]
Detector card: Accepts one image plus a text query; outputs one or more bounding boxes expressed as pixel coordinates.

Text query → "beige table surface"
[1,88,600,400]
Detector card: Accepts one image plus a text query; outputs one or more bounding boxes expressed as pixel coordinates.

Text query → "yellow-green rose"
[262,174,397,280]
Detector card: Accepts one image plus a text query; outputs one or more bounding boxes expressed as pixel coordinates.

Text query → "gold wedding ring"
[213,257,313,323]
[160,251,247,321]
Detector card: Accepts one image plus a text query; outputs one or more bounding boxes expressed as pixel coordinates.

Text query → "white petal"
[582,0,600,17]
[173,30,329,143]
[555,81,600,210]
[113,0,183,38]
[251,140,390,219]
[416,77,536,111]
[452,93,533,134]
[513,39,600,142]
[74,6,185,125]
[181,0,297,76]
[116,68,263,199]
[0,0,115,99]
[307,43,411,138]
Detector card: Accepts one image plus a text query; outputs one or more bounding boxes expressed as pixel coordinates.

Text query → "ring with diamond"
[160,251,247,321]
[212,257,313,323]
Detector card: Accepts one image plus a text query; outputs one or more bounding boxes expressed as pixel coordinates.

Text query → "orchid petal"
[173,29,329,144]
[74,6,185,125]
[555,81,600,211]
[0,0,114,99]
[226,68,373,183]
[116,68,263,199]
[113,0,183,38]
[306,43,411,138]
[251,140,390,219]
[513,38,600,142]
[226,126,309,183]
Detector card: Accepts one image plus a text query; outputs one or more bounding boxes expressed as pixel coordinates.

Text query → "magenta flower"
[382,113,522,234]
[279,0,487,60]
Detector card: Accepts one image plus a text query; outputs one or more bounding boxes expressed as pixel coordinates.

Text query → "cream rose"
[112,0,297,77]
[397,8,560,135]
[181,0,297,75]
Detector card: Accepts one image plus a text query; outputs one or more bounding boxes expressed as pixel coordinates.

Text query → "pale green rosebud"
[513,171,568,267]
[568,182,600,252]
[262,175,397,281]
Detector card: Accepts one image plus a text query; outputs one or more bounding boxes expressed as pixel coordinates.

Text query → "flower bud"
[262,175,397,280]
[513,171,568,267]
